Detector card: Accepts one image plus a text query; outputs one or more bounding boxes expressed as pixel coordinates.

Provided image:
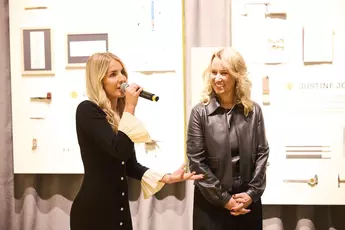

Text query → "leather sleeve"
[187,106,231,207]
[246,105,269,202]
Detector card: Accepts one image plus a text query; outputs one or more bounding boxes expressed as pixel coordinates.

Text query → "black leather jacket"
[187,96,269,207]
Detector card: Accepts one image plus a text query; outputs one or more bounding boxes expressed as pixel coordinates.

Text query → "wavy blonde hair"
[201,47,253,116]
[85,52,127,132]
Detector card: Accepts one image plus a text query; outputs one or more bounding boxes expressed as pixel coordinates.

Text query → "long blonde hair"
[201,47,253,116]
[85,52,127,132]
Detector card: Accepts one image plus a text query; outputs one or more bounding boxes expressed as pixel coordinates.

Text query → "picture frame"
[265,1,287,18]
[303,25,334,64]
[263,17,288,64]
[65,33,108,69]
[21,27,55,76]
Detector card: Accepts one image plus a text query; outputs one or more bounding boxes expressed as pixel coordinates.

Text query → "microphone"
[120,83,159,102]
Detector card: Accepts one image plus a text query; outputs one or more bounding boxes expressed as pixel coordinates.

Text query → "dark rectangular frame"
[66,33,108,68]
[21,27,54,76]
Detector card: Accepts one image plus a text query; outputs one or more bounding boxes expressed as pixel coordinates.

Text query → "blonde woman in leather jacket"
[187,47,269,230]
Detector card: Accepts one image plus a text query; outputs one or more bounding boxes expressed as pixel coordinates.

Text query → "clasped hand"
[225,192,252,216]
[160,164,204,184]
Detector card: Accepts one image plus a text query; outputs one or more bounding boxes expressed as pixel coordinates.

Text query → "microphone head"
[120,83,129,92]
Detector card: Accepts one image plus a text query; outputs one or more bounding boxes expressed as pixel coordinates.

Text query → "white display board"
[10,0,185,174]
[225,0,345,205]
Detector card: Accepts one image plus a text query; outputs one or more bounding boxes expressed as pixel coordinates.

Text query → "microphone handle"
[140,90,159,102]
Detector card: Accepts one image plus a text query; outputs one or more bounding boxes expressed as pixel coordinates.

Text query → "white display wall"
[190,0,345,205]
[10,0,185,174]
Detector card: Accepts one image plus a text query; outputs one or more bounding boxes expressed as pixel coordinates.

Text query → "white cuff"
[141,169,166,199]
[118,112,152,143]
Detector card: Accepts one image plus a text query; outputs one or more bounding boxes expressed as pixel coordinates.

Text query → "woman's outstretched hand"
[160,164,204,184]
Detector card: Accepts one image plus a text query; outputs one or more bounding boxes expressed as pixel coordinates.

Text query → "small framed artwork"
[303,25,334,64]
[66,33,108,69]
[21,27,54,76]
[264,18,287,64]
[265,0,287,18]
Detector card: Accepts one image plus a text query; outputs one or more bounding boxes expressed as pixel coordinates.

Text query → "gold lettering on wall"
[24,6,48,11]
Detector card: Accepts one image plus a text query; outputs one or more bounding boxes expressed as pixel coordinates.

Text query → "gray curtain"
[0,1,14,229]
[1,0,345,230]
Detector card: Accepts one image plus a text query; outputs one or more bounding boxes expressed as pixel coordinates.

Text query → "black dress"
[70,100,149,230]
[192,107,263,230]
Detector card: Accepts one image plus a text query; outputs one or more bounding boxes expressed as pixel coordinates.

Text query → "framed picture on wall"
[303,25,334,64]
[264,18,287,64]
[21,27,55,76]
[65,33,108,69]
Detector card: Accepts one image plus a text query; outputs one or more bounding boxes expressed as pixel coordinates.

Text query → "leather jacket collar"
[206,94,243,116]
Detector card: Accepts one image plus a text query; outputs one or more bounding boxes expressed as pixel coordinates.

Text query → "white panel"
[230,0,345,205]
[29,31,46,69]
[10,0,184,174]
[69,41,107,57]
[303,25,334,63]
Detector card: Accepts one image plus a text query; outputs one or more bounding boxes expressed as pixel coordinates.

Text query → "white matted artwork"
[303,25,334,64]
[264,18,287,63]
[66,33,108,69]
[21,27,55,76]
[120,0,181,72]
[131,0,178,34]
